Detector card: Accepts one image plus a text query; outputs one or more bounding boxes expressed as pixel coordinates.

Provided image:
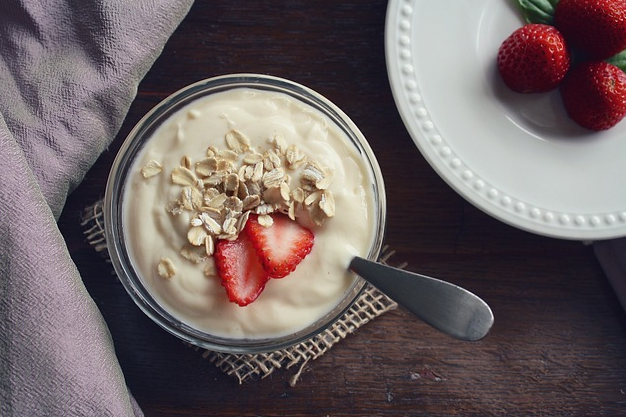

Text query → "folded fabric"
[595,238,626,312]
[0,1,193,415]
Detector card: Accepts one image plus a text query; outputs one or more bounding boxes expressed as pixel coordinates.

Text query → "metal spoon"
[349,256,494,341]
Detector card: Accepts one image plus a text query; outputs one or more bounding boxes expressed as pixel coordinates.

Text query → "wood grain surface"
[57,1,626,415]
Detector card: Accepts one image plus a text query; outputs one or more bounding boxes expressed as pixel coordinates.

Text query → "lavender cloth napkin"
[595,239,626,312]
[0,1,193,415]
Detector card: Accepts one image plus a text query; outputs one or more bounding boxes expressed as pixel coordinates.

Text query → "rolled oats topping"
[171,166,197,186]
[225,129,251,153]
[144,127,337,278]
[140,160,163,178]
[157,257,177,279]
[180,155,192,170]
[180,244,207,264]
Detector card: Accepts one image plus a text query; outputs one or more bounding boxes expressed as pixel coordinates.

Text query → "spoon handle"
[349,256,494,341]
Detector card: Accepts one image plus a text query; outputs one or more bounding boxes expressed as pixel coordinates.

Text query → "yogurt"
[123,87,378,339]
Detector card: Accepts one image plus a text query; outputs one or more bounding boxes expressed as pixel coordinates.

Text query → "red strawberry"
[245,213,314,278]
[497,24,571,93]
[554,0,626,60]
[560,61,626,130]
[214,233,270,306]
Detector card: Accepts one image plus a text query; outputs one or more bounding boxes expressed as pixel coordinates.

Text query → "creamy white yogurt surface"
[124,87,377,339]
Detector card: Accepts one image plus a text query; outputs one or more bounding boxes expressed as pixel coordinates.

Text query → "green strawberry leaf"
[607,50,626,73]
[515,0,559,25]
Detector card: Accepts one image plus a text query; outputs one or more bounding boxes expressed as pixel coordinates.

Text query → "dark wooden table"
[58,1,626,415]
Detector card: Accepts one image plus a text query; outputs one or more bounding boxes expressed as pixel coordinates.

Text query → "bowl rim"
[103,73,387,354]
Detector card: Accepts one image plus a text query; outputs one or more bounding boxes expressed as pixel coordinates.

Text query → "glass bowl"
[104,74,386,354]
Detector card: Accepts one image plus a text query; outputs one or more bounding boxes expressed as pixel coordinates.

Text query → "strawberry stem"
[516,0,558,25]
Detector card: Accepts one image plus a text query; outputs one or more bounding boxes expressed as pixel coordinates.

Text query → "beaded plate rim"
[385,0,626,240]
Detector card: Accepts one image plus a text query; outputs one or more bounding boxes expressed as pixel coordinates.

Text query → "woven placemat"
[81,199,399,385]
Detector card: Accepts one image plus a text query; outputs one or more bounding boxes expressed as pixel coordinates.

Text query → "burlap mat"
[81,199,398,385]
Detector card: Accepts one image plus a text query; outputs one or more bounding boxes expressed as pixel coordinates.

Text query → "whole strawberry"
[498,24,571,93]
[555,0,626,60]
[560,61,626,130]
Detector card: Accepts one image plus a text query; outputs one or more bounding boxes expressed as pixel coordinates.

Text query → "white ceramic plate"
[385,0,626,240]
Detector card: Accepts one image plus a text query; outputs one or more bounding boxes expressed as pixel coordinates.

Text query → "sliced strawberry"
[245,213,314,279]
[214,233,270,306]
